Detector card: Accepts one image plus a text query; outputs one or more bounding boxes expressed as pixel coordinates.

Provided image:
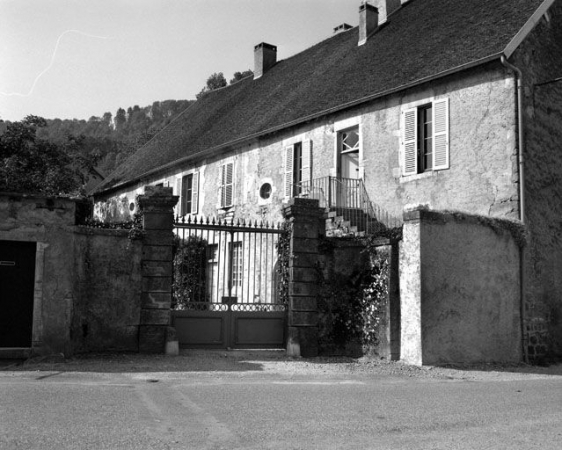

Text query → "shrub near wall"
[316,238,395,357]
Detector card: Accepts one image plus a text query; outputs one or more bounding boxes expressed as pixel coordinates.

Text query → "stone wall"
[72,228,142,353]
[0,189,176,358]
[512,1,562,359]
[400,208,522,365]
[0,194,82,357]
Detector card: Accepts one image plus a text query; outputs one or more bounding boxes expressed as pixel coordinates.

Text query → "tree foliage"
[0,99,194,177]
[0,116,98,196]
[230,69,253,84]
[196,72,227,100]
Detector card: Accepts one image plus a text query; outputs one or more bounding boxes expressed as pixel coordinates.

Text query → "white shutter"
[301,140,312,185]
[175,177,182,216]
[402,108,418,176]
[432,98,449,170]
[221,162,234,208]
[284,145,294,199]
[191,172,199,214]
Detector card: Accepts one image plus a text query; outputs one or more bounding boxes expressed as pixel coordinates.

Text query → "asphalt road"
[1,356,561,449]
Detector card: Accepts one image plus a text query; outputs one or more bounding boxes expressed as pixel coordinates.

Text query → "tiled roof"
[96,0,545,193]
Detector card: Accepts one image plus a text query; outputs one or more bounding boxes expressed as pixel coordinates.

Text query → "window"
[176,172,199,216]
[337,126,360,180]
[284,140,312,199]
[206,244,218,300]
[229,242,243,289]
[402,98,449,176]
[219,162,234,208]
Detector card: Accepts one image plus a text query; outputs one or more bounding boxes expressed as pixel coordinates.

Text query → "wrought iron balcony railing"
[293,176,402,234]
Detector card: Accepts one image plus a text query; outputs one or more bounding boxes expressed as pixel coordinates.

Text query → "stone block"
[291,237,318,254]
[141,292,172,309]
[143,230,174,246]
[289,311,319,326]
[139,325,167,353]
[143,212,174,231]
[290,252,320,268]
[142,245,173,261]
[290,267,317,282]
[292,222,320,239]
[142,276,171,293]
[140,308,171,325]
[290,297,317,311]
[289,282,316,296]
[142,261,173,277]
[287,326,318,357]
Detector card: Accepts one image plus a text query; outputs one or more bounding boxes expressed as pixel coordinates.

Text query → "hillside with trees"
[0,69,252,195]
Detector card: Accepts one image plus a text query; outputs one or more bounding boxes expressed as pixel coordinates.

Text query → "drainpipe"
[501,55,528,363]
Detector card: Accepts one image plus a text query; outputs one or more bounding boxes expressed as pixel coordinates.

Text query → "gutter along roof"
[95,0,547,195]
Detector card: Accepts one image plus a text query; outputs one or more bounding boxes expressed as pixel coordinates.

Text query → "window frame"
[283,139,312,201]
[219,162,234,209]
[401,98,449,177]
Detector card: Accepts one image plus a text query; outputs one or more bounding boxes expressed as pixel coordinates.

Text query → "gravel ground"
[2,350,562,381]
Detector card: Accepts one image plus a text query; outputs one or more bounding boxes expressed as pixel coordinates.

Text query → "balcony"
[293,176,402,235]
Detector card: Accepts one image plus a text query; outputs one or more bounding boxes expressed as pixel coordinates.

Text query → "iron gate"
[171,216,286,349]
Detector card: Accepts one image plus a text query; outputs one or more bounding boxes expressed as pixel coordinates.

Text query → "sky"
[0,0,359,122]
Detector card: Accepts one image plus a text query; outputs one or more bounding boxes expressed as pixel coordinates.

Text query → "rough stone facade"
[400,208,522,365]
[511,2,562,359]
[0,189,176,357]
[73,228,142,353]
[94,64,518,227]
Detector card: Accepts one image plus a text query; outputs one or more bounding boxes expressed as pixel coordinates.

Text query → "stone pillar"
[283,198,323,357]
[137,186,178,353]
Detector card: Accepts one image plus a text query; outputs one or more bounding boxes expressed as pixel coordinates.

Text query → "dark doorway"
[0,241,37,347]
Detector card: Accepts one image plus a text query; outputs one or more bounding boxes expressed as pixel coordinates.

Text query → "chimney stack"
[254,43,277,80]
[358,2,379,46]
[333,23,353,35]
[374,0,402,24]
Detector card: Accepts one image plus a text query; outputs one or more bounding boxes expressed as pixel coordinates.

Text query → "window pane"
[341,128,359,152]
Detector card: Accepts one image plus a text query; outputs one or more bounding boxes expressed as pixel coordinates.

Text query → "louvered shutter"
[402,108,418,176]
[221,163,234,208]
[191,172,199,214]
[301,140,312,185]
[284,145,294,199]
[432,98,449,170]
[175,178,182,216]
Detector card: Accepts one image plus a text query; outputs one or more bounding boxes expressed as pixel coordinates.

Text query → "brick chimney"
[254,43,277,80]
[358,2,379,46]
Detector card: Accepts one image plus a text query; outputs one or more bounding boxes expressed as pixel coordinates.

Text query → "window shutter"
[284,145,294,199]
[175,178,182,216]
[432,98,449,170]
[221,163,234,208]
[191,172,199,214]
[402,108,418,176]
[301,140,312,185]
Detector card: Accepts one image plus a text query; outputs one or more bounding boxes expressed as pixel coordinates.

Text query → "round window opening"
[129,202,136,212]
[259,183,272,200]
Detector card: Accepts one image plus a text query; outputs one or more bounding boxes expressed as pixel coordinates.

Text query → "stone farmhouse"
[94,0,562,360]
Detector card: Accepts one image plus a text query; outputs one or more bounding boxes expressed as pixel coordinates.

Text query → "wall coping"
[403,207,527,247]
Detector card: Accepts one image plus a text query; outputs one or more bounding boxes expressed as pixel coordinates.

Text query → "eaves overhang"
[95,52,509,197]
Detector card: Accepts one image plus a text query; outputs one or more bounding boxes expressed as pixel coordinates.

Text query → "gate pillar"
[138,186,178,353]
[283,198,323,357]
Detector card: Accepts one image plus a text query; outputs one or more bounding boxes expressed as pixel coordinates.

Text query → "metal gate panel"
[173,217,287,349]
[232,312,286,348]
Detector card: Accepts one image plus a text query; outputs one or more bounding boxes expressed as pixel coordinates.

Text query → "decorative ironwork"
[294,176,402,234]
[173,216,284,309]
